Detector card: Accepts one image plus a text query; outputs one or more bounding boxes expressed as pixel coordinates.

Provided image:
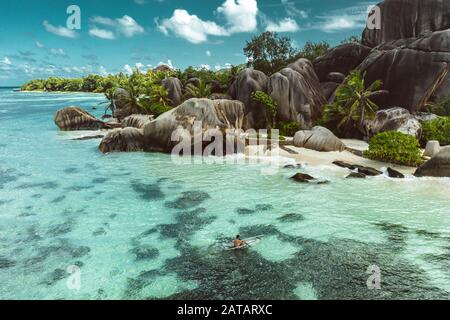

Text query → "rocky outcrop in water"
[362,0,450,48]
[141,98,245,153]
[314,43,372,82]
[293,126,345,152]
[333,161,383,176]
[99,127,145,153]
[368,107,422,138]
[111,88,142,121]
[54,106,108,131]
[414,146,450,177]
[268,59,326,128]
[122,114,154,129]
[162,77,183,107]
[228,68,268,129]
[360,29,450,113]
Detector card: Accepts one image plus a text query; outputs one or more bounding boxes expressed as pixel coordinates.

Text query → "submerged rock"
[346,172,366,179]
[290,173,329,184]
[228,68,268,129]
[415,146,450,177]
[54,106,108,131]
[293,126,345,152]
[99,128,144,153]
[387,167,405,179]
[333,161,382,176]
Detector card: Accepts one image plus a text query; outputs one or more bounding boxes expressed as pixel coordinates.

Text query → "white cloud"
[214,63,232,71]
[157,9,228,44]
[43,20,78,38]
[320,16,360,32]
[157,0,258,43]
[90,15,144,39]
[312,3,372,33]
[281,0,308,18]
[158,59,174,69]
[265,17,299,32]
[206,50,211,57]
[123,64,133,75]
[200,64,211,70]
[217,0,258,33]
[48,48,68,58]
[89,27,116,40]
[99,66,109,76]
[2,57,12,65]
[35,41,45,49]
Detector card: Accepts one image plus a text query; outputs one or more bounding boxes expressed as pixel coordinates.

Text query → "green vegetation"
[421,117,450,146]
[278,122,303,137]
[185,79,212,98]
[426,96,450,117]
[244,31,330,75]
[251,91,278,128]
[322,70,385,138]
[364,131,423,167]
[340,36,362,45]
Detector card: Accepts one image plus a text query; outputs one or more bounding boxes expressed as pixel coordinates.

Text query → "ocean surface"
[1,88,450,300]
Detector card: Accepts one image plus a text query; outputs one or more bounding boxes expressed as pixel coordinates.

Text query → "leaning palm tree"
[331,70,387,139]
[185,79,212,98]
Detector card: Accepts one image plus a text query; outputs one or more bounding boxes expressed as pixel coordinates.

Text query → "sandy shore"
[275,146,417,175]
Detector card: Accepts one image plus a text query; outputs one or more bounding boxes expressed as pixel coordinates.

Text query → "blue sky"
[0,0,375,85]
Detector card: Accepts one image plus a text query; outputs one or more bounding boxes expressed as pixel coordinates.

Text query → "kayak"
[223,235,263,251]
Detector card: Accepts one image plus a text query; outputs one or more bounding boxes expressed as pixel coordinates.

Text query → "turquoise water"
[1,88,450,300]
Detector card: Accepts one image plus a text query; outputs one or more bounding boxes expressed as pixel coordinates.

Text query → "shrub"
[278,122,302,137]
[421,117,450,146]
[426,96,450,116]
[251,91,278,128]
[364,131,423,167]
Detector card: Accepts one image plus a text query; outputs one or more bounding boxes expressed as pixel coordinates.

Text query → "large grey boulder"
[424,141,441,158]
[162,77,183,107]
[228,68,268,129]
[142,98,245,153]
[320,82,340,103]
[54,106,108,131]
[294,126,346,152]
[313,43,372,82]
[111,88,142,121]
[369,107,422,138]
[415,146,450,177]
[122,114,154,129]
[362,0,450,48]
[99,128,144,153]
[359,30,450,113]
[268,59,326,128]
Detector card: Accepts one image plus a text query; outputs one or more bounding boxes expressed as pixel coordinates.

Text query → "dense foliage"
[426,96,450,117]
[364,131,423,167]
[251,91,278,128]
[244,31,331,75]
[322,70,385,139]
[421,117,450,146]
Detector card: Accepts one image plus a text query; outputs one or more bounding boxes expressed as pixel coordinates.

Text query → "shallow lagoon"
[1,89,450,300]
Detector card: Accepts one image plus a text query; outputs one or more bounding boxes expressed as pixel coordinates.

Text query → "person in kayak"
[233,235,248,248]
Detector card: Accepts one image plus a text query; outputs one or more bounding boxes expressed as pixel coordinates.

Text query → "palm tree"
[327,70,387,139]
[185,79,212,98]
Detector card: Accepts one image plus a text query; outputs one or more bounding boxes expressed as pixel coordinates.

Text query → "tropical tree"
[294,41,330,62]
[322,70,387,139]
[185,79,212,98]
[244,31,297,75]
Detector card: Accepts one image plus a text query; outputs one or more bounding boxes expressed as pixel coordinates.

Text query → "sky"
[0,0,376,86]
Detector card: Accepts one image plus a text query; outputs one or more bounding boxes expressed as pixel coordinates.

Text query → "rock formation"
[122,114,154,129]
[293,126,346,152]
[54,106,108,131]
[415,146,450,177]
[162,77,183,107]
[368,107,422,138]
[99,128,145,153]
[268,59,326,128]
[228,68,268,129]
